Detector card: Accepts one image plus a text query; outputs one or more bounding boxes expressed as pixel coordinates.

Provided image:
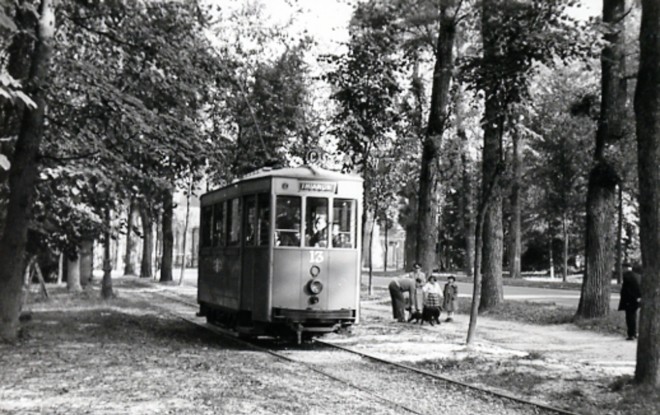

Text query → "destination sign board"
[299,181,337,193]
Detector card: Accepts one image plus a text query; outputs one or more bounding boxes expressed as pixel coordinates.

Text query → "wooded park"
[1,0,659,393]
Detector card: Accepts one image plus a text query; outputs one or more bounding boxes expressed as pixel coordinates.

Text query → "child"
[422,275,443,325]
[442,276,458,322]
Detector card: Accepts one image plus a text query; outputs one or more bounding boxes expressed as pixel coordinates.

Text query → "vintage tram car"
[198,165,363,342]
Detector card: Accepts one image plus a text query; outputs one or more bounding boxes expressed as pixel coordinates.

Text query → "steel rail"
[147,289,580,415]
[313,341,581,415]
[146,291,426,415]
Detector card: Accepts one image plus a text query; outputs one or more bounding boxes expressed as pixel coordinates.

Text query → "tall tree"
[478,0,507,310]
[634,0,660,387]
[123,199,137,276]
[326,0,404,247]
[463,0,592,312]
[416,0,460,273]
[577,0,629,319]
[0,0,55,342]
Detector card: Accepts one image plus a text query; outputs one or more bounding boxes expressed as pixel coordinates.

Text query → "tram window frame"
[305,197,329,248]
[332,198,356,249]
[243,195,257,246]
[257,194,271,246]
[200,205,213,248]
[227,198,241,247]
[275,195,301,247]
[212,202,225,247]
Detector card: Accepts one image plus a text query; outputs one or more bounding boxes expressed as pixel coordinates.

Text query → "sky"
[261,0,354,55]
[217,0,602,56]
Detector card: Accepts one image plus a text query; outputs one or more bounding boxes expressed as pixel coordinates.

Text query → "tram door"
[241,193,271,320]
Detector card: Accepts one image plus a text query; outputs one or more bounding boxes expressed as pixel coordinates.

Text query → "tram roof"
[235,165,363,183]
[202,165,363,200]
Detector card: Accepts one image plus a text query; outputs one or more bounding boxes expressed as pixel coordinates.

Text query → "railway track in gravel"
[136,288,581,415]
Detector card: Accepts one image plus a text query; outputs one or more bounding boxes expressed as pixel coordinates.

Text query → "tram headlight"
[310,265,320,278]
[308,279,323,295]
[309,296,319,305]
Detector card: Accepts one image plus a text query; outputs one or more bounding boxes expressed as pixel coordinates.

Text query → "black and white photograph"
[1,0,659,413]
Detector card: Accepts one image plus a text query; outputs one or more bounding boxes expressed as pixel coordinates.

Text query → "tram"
[197,165,363,342]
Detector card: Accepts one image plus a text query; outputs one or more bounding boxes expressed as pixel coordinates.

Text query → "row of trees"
[1,0,659,386]
[327,0,659,386]
[0,0,315,337]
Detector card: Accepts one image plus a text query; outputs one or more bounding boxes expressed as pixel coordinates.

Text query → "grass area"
[456,298,627,337]
[362,282,627,337]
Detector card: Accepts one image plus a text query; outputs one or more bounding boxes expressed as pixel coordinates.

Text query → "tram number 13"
[309,251,324,264]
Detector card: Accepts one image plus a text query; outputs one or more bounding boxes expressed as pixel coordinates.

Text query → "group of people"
[388,263,458,324]
[389,261,643,339]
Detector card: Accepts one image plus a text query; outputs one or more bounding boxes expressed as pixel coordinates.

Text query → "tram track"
[142,289,580,415]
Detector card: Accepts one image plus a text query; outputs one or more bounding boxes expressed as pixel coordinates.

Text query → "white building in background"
[361,212,406,272]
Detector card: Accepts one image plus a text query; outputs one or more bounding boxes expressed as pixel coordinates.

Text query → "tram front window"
[332,199,355,248]
[275,196,301,247]
[306,197,329,247]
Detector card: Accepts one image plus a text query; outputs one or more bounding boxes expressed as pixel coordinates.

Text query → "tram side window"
[200,206,213,248]
[305,197,329,247]
[332,199,355,248]
[243,195,256,246]
[275,196,301,247]
[212,202,225,247]
[227,198,241,246]
[257,194,271,246]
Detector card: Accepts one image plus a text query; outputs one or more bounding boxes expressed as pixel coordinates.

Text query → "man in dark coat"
[618,263,642,340]
[389,274,421,322]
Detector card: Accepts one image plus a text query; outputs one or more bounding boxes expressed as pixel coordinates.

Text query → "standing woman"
[389,276,421,322]
[442,276,458,322]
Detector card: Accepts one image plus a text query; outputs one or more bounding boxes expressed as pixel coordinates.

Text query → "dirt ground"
[1,277,658,415]
[338,289,656,415]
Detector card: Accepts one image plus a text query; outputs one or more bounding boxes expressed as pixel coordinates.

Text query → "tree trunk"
[633,0,660,387]
[479,0,505,311]
[139,202,154,279]
[101,209,114,299]
[416,0,457,273]
[577,0,627,319]
[615,184,623,284]
[548,231,555,279]
[160,187,174,283]
[178,179,192,285]
[384,222,389,272]
[368,210,375,296]
[66,253,82,292]
[467,153,504,344]
[508,127,522,279]
[562,215,569,282]
[0,0,55,343]
[467,189,491,344]
[457,98,475,278]
[578,165,618,317]
[79,239,93,286]
[155,214,162,276]
[124,199,136,276]
[112,231,119,271]
[404,223,417,271]
[57,252,63,284]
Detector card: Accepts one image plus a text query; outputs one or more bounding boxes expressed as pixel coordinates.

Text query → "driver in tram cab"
[309,215,328,247]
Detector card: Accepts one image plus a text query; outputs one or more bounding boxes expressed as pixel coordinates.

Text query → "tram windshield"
[305,198,329,247]
[275,196,301,246]
[332,199,355,248]
[275,195,357,249]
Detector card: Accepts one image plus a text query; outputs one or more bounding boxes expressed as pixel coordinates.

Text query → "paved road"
[362,273,621,310]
